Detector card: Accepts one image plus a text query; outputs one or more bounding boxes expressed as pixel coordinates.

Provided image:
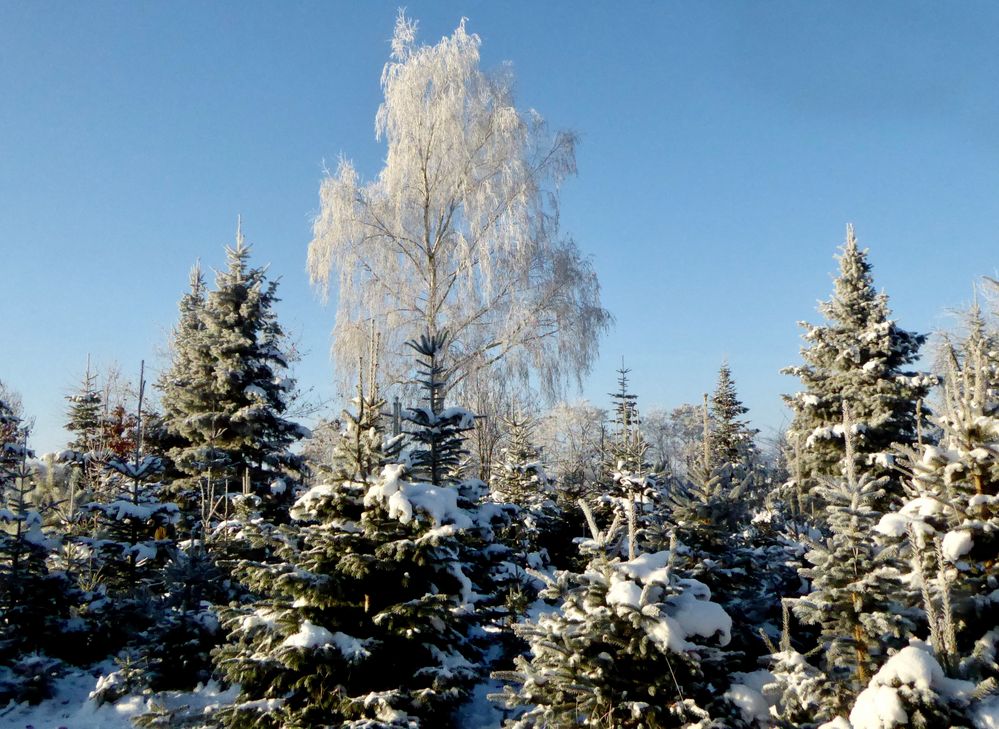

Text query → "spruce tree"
[403,331,476,486]
[65,360,103,456]
[159,224,307,531]
[490,413,559,563]
[209,333,490,728]
[791,408,913,721]
[157,261,213,514]
[658,397,796,670]
[62,363,120,511]
[845,641,987,729]
[74,363,180,673]
[869,305,999,716]
[493,501,749,728]
[763,605,837,729]
[601,365,660,558]
[0,397,68,703]
[708,361,758,474]
[782,225,931,508]
[660,466,776,659]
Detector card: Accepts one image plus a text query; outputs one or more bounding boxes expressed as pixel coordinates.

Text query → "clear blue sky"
[3,1,998,452]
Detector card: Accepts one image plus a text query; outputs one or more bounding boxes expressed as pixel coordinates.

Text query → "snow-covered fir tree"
[399,331,518,668]
[0,397,68,704]
[884,307,999,680]
[600,365,660,557]
[61,363,124,511]
[851,304,999,727]
[70,365,181,675]
[159,223,307,531]
[209,332,497,728]
[782,225,931,510]
[78,368,177,592]
[493,500,751,728]
[486,412,558,628]
[789,408,914,721]
[65,361,103,455]
[490,413,559,561]
[491,414,554,510]
[402,331,477,485]
[708,361,758,474]
[762,604,838,728]
[157,261,213,514]
[842,641,990,729]
[654,370,798,664]
[660,463,786,665]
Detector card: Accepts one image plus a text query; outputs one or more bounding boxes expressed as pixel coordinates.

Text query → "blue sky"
[3,1,998,452]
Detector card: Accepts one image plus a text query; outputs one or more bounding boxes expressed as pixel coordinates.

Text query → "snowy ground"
[5,668,506,729]
[0,667,237,729]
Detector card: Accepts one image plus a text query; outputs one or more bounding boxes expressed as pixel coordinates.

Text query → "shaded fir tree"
[399,330,514,681]
[782,225,932,511]
[484,413,559,654]
[490,413,563,569]
[0,400,68,704]
[74,364,180,670]
[657,451,798,670]
[403,330,475,486]
[708,361,758,474]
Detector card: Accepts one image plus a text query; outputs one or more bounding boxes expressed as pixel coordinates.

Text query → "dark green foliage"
[0,399,69,703]
[65,364,104,455]
[708,362,758,473]
[660,463,798,669]
[404,330,473,486]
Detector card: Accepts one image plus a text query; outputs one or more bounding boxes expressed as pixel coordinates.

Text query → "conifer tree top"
[782,225,931,495]
[823,224,880,328]
[709,360,756,471]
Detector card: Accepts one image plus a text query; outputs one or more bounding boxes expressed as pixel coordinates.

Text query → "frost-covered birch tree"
[307,12,611,401]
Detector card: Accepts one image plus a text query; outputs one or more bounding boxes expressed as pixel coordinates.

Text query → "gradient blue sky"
[3,1,999,452]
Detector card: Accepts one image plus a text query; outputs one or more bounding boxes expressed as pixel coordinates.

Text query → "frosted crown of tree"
[307,12,611,400]
[708,361,758,472]
[782,224,929,504]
